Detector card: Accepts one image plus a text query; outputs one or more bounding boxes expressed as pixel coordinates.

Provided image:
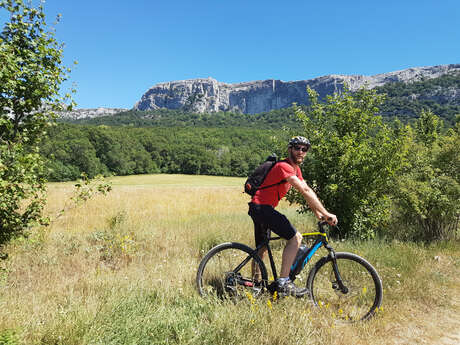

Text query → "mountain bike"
[196,221,383,322]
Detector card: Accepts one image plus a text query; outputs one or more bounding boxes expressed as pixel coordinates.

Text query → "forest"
[63,107,302,129]
[41,124,283,181]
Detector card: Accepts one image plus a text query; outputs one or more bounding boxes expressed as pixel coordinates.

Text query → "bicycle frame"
[250,222,348,293]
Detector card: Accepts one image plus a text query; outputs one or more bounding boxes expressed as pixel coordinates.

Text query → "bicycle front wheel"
[196,242,268,300]
[307,252,383,322]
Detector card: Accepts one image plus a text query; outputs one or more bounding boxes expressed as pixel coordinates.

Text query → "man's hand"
[321,213,338,226]
[315,210,338,226]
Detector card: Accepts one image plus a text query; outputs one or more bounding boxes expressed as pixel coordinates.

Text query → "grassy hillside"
[0,175,459,344]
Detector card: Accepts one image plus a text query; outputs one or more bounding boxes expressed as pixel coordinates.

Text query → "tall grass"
[0,174,459,344]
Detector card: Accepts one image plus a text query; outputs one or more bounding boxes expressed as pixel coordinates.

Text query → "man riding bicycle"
[248,136,338,297]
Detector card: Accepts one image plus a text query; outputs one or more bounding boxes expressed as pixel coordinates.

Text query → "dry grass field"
[0,174,459,344]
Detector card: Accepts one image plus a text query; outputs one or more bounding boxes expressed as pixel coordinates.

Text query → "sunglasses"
[292,145,309,152]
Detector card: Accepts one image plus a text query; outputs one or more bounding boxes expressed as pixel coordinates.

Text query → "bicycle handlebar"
[317,221,341,233]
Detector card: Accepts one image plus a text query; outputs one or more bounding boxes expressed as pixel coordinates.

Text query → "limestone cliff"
[133,64,460,114]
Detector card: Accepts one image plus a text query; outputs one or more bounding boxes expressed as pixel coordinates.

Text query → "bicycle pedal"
[267,282,277,294]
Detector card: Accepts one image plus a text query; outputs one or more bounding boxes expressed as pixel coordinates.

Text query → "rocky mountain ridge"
[133,64,460,114]
[60,107,127,120]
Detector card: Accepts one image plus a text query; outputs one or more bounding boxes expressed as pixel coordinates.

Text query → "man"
[248,136,338,297]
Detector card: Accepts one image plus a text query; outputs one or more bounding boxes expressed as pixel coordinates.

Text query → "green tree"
[414,109,442,145]
[0,0,72,243]
[289,86,407,239]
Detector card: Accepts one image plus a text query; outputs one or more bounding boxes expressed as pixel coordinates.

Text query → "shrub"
[391,111,460,241]
[289,86,407,239]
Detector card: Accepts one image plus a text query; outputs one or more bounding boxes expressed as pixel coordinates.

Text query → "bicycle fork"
[326,245,349,294]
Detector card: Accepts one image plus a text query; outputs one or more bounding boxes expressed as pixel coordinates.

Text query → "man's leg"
[251,221,268,281]
[252,246,267,281]
[260,207,302,278]
[249,204,307,295]
[279,231,302,278]
[262,210,308,297]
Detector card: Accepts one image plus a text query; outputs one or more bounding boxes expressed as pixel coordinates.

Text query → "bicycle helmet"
[288,136,311,149]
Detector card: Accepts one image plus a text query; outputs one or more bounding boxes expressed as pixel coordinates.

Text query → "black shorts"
[248,202,297,246]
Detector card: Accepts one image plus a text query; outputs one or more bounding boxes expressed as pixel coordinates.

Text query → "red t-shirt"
[252,160,303,208]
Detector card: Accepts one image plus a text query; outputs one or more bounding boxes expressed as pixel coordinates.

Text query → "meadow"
[0,174,459,345]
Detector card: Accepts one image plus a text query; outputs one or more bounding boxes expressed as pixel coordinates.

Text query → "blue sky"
[3,0,460,109]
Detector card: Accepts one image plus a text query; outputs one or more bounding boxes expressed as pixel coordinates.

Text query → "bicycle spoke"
[309,253,382,322]
[197,244,266,300]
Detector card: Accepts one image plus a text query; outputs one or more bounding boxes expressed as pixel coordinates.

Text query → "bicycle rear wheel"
[307,252,383,322]
[196,242,268,300]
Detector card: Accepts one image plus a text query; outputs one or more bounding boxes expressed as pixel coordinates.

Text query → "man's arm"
[286,175,338,226]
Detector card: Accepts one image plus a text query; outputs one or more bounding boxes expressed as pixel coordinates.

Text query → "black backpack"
[244,154,286,196]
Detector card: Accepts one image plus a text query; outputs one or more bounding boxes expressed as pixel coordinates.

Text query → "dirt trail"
[435,294,460,345]
[391,282,460,344]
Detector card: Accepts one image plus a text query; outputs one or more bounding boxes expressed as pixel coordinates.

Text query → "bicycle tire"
[196,242,268,300]
[306,252,383,322]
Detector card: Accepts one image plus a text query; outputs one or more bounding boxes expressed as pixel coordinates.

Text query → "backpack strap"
[256,179,286,191]
[257,160,287,190]
[257,161,299,196]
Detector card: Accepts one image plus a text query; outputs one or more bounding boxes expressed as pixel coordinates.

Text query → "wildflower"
[267,300,272,310]
[245,291,255,304]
